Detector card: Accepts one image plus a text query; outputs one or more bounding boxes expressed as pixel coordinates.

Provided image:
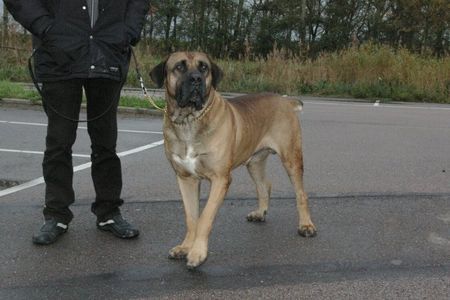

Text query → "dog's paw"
[298,224,317,237]
[246,210,267,222]
[186,247,208,269]
[168,245,190,260]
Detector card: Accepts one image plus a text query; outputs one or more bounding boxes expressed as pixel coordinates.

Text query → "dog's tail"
[282,95,303,112]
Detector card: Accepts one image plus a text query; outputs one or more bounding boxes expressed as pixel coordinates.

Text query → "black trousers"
[41,78,124,224]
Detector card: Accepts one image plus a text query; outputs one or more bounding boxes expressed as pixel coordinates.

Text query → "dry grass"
[216,43,450,102]
[1,33,449,103]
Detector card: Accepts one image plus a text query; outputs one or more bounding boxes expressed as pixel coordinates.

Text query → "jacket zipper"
[89,0,98,28]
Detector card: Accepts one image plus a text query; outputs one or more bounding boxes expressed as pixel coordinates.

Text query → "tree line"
[2,1,450,59]
[145,0,450,58]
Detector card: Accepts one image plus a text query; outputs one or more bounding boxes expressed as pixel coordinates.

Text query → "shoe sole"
[97,225,139,239]
[32,230,67,245]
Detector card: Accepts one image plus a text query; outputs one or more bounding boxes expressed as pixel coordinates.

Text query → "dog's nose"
[190,73,202,85]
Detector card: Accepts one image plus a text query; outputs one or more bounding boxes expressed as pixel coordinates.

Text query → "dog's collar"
[169,91,217,126]
[191,92,216,121]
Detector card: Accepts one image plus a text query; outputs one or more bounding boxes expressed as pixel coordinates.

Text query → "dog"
[150,52,316,269]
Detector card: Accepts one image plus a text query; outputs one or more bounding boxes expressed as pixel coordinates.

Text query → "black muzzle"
[176,71,207,110]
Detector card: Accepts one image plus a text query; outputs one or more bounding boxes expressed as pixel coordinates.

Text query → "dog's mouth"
[176,76,207,111]
[183,88,205,110]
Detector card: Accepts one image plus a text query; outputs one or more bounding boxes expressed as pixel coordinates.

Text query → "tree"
[137,0,450,58]
[2,3,9,45]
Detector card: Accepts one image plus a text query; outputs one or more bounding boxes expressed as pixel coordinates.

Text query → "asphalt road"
[0,98,450,299]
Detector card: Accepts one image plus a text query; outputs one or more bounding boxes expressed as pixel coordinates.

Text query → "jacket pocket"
[40,24,74,68]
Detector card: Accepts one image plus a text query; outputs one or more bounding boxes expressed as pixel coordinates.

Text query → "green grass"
[119,95,166,110]
[0,80,166,110]
[0,80,40,101]
[0,65,29,82]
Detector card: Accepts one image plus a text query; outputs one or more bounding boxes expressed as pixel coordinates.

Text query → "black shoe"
[97,214,139,239]
[32,219,68,245]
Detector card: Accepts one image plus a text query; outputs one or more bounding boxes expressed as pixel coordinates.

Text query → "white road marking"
[427,214,450,247]
[106,128,163,135]
[303,101,450,111]
[0,148,90,158]
[0,120,47,127]
[378,104,450,111]
[0,177,47,198]
[0,139,165,198]
[117,140,164,157]
[428,232,450,247]
[303,101,373,108]
[390,259,402,266]
[0,120,163,134]
[437,213,450,224]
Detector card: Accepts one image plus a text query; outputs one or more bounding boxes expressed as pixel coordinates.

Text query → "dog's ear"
[211,62,223,88]
[149,61,166,88]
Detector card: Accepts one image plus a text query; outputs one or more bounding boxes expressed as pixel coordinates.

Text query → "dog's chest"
[172,144,199,176]
[165,122,213,177]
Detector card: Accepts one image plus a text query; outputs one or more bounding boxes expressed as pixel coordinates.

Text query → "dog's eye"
[175,64,186,72]
[199,64,208,73]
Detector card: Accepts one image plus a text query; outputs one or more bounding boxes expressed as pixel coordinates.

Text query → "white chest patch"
[172,146,198,175]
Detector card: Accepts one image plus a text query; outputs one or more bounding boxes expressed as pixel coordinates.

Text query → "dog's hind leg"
[278,140,317,237]
[169,176,200,260]
[246,150,272,222]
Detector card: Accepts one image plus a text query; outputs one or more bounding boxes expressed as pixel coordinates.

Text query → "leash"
[130,48,166,112]
[28,49,118,123]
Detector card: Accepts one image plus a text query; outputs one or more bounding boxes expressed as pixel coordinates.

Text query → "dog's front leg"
[186,176,231,269]
[169,176,200,260]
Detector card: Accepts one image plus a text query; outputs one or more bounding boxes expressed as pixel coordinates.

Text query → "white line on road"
[0,148,90,158]
[428,232,450,247]
[0,139,165,198]
[0,120,47,127]
[303,101,450,111]
[104,128,163,135]
[0,120,163,134]
[117,140,165,157]
[380,104,450,111]
[437,213,450,224]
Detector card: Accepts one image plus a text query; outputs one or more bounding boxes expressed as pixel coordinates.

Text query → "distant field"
[1,43,449,103]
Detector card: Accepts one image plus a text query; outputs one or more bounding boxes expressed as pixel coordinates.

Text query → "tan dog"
[150,52,316,269]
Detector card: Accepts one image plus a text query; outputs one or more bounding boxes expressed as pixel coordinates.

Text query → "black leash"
[28,48,120,123]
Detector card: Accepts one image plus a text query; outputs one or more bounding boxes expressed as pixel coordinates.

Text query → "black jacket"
[4,0,150,82]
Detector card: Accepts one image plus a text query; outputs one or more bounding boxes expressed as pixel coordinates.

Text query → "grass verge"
[0,80,40,101]
[0,81,166,110]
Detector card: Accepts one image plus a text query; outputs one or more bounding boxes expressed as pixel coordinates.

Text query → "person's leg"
[84,78,139,239]
[42,79,83,224]
[33,79,83,245]
[84,79,123,221]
